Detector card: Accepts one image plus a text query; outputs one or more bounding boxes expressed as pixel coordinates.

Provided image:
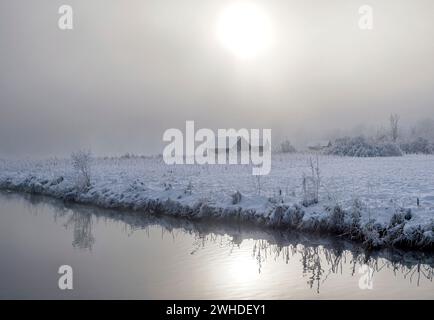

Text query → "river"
[0,191,432,299]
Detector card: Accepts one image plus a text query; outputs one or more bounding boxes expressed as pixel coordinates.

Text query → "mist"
[1,0,433,158]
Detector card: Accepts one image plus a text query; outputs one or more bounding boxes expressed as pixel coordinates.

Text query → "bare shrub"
[302,157,320,206]
[390,113,400,142]
[254,175,262,195]
[71,150,92,191]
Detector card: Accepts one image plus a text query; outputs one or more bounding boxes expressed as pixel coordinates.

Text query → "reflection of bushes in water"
[35,193,95,249]
[301,247,325,293]
[249,241,433,293]
[403,262,434,286]
[8,191,434,291]
[250,241,345,293]
[186,230,433,293]
[0,192,96,250]
[65,212,95,249]
[44,195,96,250]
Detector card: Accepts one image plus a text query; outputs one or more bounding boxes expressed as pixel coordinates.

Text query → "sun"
[216,2,274,59]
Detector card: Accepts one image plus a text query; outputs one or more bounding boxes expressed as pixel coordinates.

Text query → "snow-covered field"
[0,154,433,249]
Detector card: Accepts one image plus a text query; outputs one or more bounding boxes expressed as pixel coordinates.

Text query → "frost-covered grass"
[0,154,433,250]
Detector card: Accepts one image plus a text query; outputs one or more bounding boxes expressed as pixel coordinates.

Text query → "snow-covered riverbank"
[0,154,433,249]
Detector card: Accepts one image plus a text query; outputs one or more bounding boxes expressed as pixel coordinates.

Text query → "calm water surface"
[0,192,432,299]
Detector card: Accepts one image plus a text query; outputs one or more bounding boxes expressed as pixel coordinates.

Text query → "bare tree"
[71,150,92,190]
[390,114,400,142]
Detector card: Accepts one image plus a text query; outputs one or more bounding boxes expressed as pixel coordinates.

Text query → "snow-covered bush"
[184,181,193,195]
[400,137,434,154]
[283,205,304,227]
[71,150,92,190]
[362,221,383,249]
[326,136,403,157]
[327,205,345,232]
[377,142,403,157]
[410,118,434,142]
[231,190,242,204]
[384,208,413,246]
[280,140,297,153]
[350,198,363,238]
[269,205,286,226]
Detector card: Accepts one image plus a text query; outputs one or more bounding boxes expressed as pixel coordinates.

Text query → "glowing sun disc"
[216,2,274,59]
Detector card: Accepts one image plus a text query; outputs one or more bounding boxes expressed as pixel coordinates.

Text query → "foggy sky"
[1,0,434,158]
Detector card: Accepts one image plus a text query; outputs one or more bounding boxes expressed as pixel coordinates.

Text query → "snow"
[0,154,433,249]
